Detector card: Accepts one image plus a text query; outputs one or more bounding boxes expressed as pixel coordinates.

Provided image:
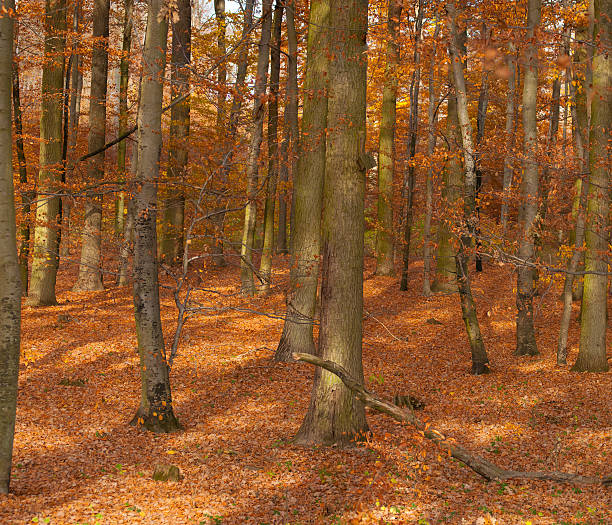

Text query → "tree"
[27,0,66,306]
[294,0,370,446]
[573,0,610,373]
[131,0,179,432]
[500,42,517,232]
[73,0,110,292]
[0,0,20,494]
[240,0,274,295]
[515,0,541,357]
[375,0,402,277]
[259,0,284,294]
[160,0,191,264]
[274,0,329,361]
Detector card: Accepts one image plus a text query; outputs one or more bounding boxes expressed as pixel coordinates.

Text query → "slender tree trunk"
[500,44,517,232]
[294,0,369,446]
[27,0,66,306]
[277,0,298,254]
[12,22,31,295]
[117,140,138,286]
[0,0,20,494]
[131,0,179,432]
[73,0,110,291]
[375,0,402,276]
[259,1,283,293]
[213,0,255,267]
[160,0,191,264]
[574,0,610,372]
[115,0,134,235]
[514,0,541,357]
[447,2,490,373]
[422,21,441,296]
[274,0,329,361]
[400,2,423,290]
[240,0,274,295]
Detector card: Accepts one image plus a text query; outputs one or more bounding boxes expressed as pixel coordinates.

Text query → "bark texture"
[294,0,369,446]
[131,0,179,432]
[73,0,110,292]
[274,0,329,362]
[0,0,20,494]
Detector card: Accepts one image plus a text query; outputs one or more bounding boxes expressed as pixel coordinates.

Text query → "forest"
[0,0,610,522]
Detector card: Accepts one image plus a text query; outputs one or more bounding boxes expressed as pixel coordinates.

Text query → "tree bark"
[115,0,134,236]
[27,0,66,306]
[400,1,423,290]
[73,0,110,292]
[375,0,402,277]
[0,0,20,494]
[514,0,541,357]
[500,44,517,233]
[240,0,274,295]
[259,1,283,294]
[574,0,610,373]
[131,0,179,432]
[160,0,191,265]
[274,0,329,362]
[294,0,369,446]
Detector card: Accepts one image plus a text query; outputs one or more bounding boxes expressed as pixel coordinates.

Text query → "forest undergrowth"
[2,257,610,524]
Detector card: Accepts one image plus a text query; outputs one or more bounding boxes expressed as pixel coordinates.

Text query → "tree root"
[293,352,611,486]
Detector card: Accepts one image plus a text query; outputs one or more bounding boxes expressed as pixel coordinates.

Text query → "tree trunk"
[274,0,329,362]
[12,20,31,295]
[115,0,134,236]
[447,2,490,373]
[160,0,191,265]
[27,0,66,306]
[240,0,274,295]
[514,0,541,357]
[500,44,517,232]
[73,0,110,291]
[213,0,256,267]
[117,140,138,286]
[422,21,441,296]
[259,1,283,294]
[573,0,610,373]
[0,0,20,494]
[375,0,402,277]
[294,0,369,446]
[130,0,179,432]
[277,0,298,254]
[400,2,423,290]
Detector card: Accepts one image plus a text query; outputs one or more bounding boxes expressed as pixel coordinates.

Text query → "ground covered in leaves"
[2,257,611,524]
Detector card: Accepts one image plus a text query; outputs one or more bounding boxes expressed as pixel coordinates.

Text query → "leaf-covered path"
[3,258,610,524]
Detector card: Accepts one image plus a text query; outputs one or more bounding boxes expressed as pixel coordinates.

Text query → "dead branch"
[293,352,611,486]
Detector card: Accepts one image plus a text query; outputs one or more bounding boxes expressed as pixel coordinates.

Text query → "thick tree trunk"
[213,0,255,267]
[73,0,110,292]
[400,2,423,290]
[514,0,541,357]
[274,0,329,362]
[160,0,191,264]
[12,22,31,295]
[259,1,283,294]
[294,0,369,446]
[27,0,66,306]
[0,0,20,494]
[375,0,402,277]
[131,0,179,432]
[574,0,610,373]
[500,44,517,232]
[240,0,274,295]
[115,0,134,236]
[447,3,490,373]
[422,21,441,296]
[276,0,298,254]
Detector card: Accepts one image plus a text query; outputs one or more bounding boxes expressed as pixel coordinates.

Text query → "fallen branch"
[293,352,611,486]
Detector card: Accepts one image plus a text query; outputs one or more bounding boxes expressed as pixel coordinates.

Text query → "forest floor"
[2,256,611,524]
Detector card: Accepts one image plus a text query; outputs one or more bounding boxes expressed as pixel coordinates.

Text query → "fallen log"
[293,352,611,486]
